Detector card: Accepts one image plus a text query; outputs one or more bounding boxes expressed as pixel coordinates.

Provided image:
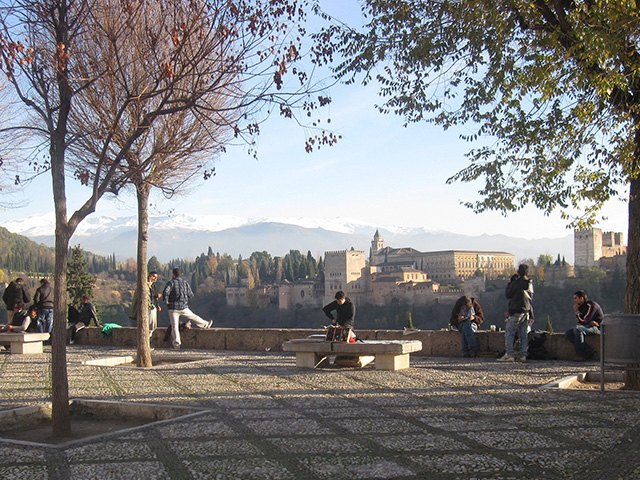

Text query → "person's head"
[334,290,346,305]
[40,278,49,285]
[463,296,472,308]
[13,301,25,312]
[28,306,39,318]
[172,268,181,278]
[82,295,91,304]
[148,271,158,283]
[573,290,588,306]
[517,264,529,277]
[15,277,24,285]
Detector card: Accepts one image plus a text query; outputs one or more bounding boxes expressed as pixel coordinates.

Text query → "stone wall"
[75,327,599,361]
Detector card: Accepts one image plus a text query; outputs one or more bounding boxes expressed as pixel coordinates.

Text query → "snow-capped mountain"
[6,213,574,263]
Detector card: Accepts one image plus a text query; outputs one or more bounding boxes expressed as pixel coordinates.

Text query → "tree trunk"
[623,134,640,389]
[51,138,72,437]
[136,185,153,367]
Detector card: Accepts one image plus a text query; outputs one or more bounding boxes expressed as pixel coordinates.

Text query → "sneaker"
[497,354,515,362]
[515,355,527,363]
[207,320,214,328]
[69,340,75,345]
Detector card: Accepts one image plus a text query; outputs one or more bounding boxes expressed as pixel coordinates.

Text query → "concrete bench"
[282,339,423,371]
[0,333,50,354]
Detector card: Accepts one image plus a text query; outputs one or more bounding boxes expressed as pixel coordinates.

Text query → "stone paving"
[0,346,639,480]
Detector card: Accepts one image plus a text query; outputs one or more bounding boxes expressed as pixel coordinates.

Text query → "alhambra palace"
[226,228,626,310]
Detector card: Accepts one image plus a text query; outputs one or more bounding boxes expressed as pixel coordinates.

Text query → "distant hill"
[6,214,575,263]
[0,225,55,274]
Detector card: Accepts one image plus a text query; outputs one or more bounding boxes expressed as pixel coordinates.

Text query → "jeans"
[565,325,599,358]
[38,308,53,333]
[168,308,209,348]
[456,320,478,356]
[505,313,529,357]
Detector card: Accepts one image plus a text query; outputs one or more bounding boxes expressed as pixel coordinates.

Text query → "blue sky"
[1,1,629,241]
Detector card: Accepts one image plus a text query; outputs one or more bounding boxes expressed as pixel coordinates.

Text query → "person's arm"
[322,301,336,321]
[581,302,600,327]
[473,301,485,325]
[162,281,171,302]
[21,288,29,304]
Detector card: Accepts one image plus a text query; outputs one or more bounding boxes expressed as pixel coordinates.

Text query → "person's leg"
[574,325,599,358]
[148,308,157,336]
[43,309,53,333]
[517,315,529,360]
[458,320,477,356]
[169,309,181,348]
[504,317,517,356]
[36,309,45,333]
[180,308,210,329]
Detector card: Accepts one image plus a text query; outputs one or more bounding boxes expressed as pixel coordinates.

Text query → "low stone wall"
[75,327,600,361]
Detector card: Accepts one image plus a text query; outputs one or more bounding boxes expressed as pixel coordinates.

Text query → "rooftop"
[1,346,639,479]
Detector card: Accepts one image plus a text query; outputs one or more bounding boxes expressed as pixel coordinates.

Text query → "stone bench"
[0,333,50,354]
[282,339,423,371]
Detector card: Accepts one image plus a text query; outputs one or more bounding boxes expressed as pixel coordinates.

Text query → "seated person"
[322,291,356,341]
[0,303,39,333]
[565,290,603,360]
[449,296,484,357]
[67,295,101,344]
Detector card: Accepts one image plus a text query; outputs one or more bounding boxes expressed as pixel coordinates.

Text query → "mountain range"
[6,213,574,263]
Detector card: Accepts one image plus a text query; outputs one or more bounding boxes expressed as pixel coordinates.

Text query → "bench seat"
[0,333,50,354]
[282,339,422,370]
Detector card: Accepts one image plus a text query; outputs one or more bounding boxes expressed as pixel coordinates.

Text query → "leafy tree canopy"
[318,0,640,311]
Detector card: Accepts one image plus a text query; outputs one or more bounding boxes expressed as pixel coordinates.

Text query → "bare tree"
[1,0,336,435]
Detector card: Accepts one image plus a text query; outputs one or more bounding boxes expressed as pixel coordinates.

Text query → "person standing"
[450,295,485,357]
[2,278,30,324]
[130,271,161,337]
[33,278,54,333]
[498,264,534,363]
[565,290,603,361]
[162,268,213,350]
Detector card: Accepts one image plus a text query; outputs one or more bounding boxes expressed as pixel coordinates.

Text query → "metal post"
[600,322,605,393]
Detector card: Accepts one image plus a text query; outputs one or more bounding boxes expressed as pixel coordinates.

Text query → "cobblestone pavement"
[0,346,638,480]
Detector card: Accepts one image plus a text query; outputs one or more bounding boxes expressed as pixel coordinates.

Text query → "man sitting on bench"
[322,291,356,342]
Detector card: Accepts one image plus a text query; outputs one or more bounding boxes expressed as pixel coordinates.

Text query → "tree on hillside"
[67,245,96,308]
[320,0,640,386]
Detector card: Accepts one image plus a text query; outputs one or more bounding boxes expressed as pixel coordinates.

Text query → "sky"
[0,1,629,241]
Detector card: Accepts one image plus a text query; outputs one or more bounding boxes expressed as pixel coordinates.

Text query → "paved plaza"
[0,346,639,479]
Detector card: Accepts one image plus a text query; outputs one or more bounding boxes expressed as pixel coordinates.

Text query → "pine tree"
[67,245,96,308]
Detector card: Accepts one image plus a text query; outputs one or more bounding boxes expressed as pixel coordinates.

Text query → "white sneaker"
[207,320,214,328]
[497,354,515,362]
[516,354,528,363]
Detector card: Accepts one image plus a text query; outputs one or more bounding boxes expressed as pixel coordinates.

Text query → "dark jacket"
[163,277,193,310]
[576,300,604,327]
[78,302,99,326]
[505,274,533,315]
[323,298,355,327]
[2,281,30,310]
[34,282,54,309]
[449,296,485,327]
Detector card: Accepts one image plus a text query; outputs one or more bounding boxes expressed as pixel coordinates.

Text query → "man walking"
[162,268,213,349]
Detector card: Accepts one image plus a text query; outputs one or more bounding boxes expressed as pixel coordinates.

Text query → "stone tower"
[323,248,367,304]
[370,229,384,263]
[574,228,603,267]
